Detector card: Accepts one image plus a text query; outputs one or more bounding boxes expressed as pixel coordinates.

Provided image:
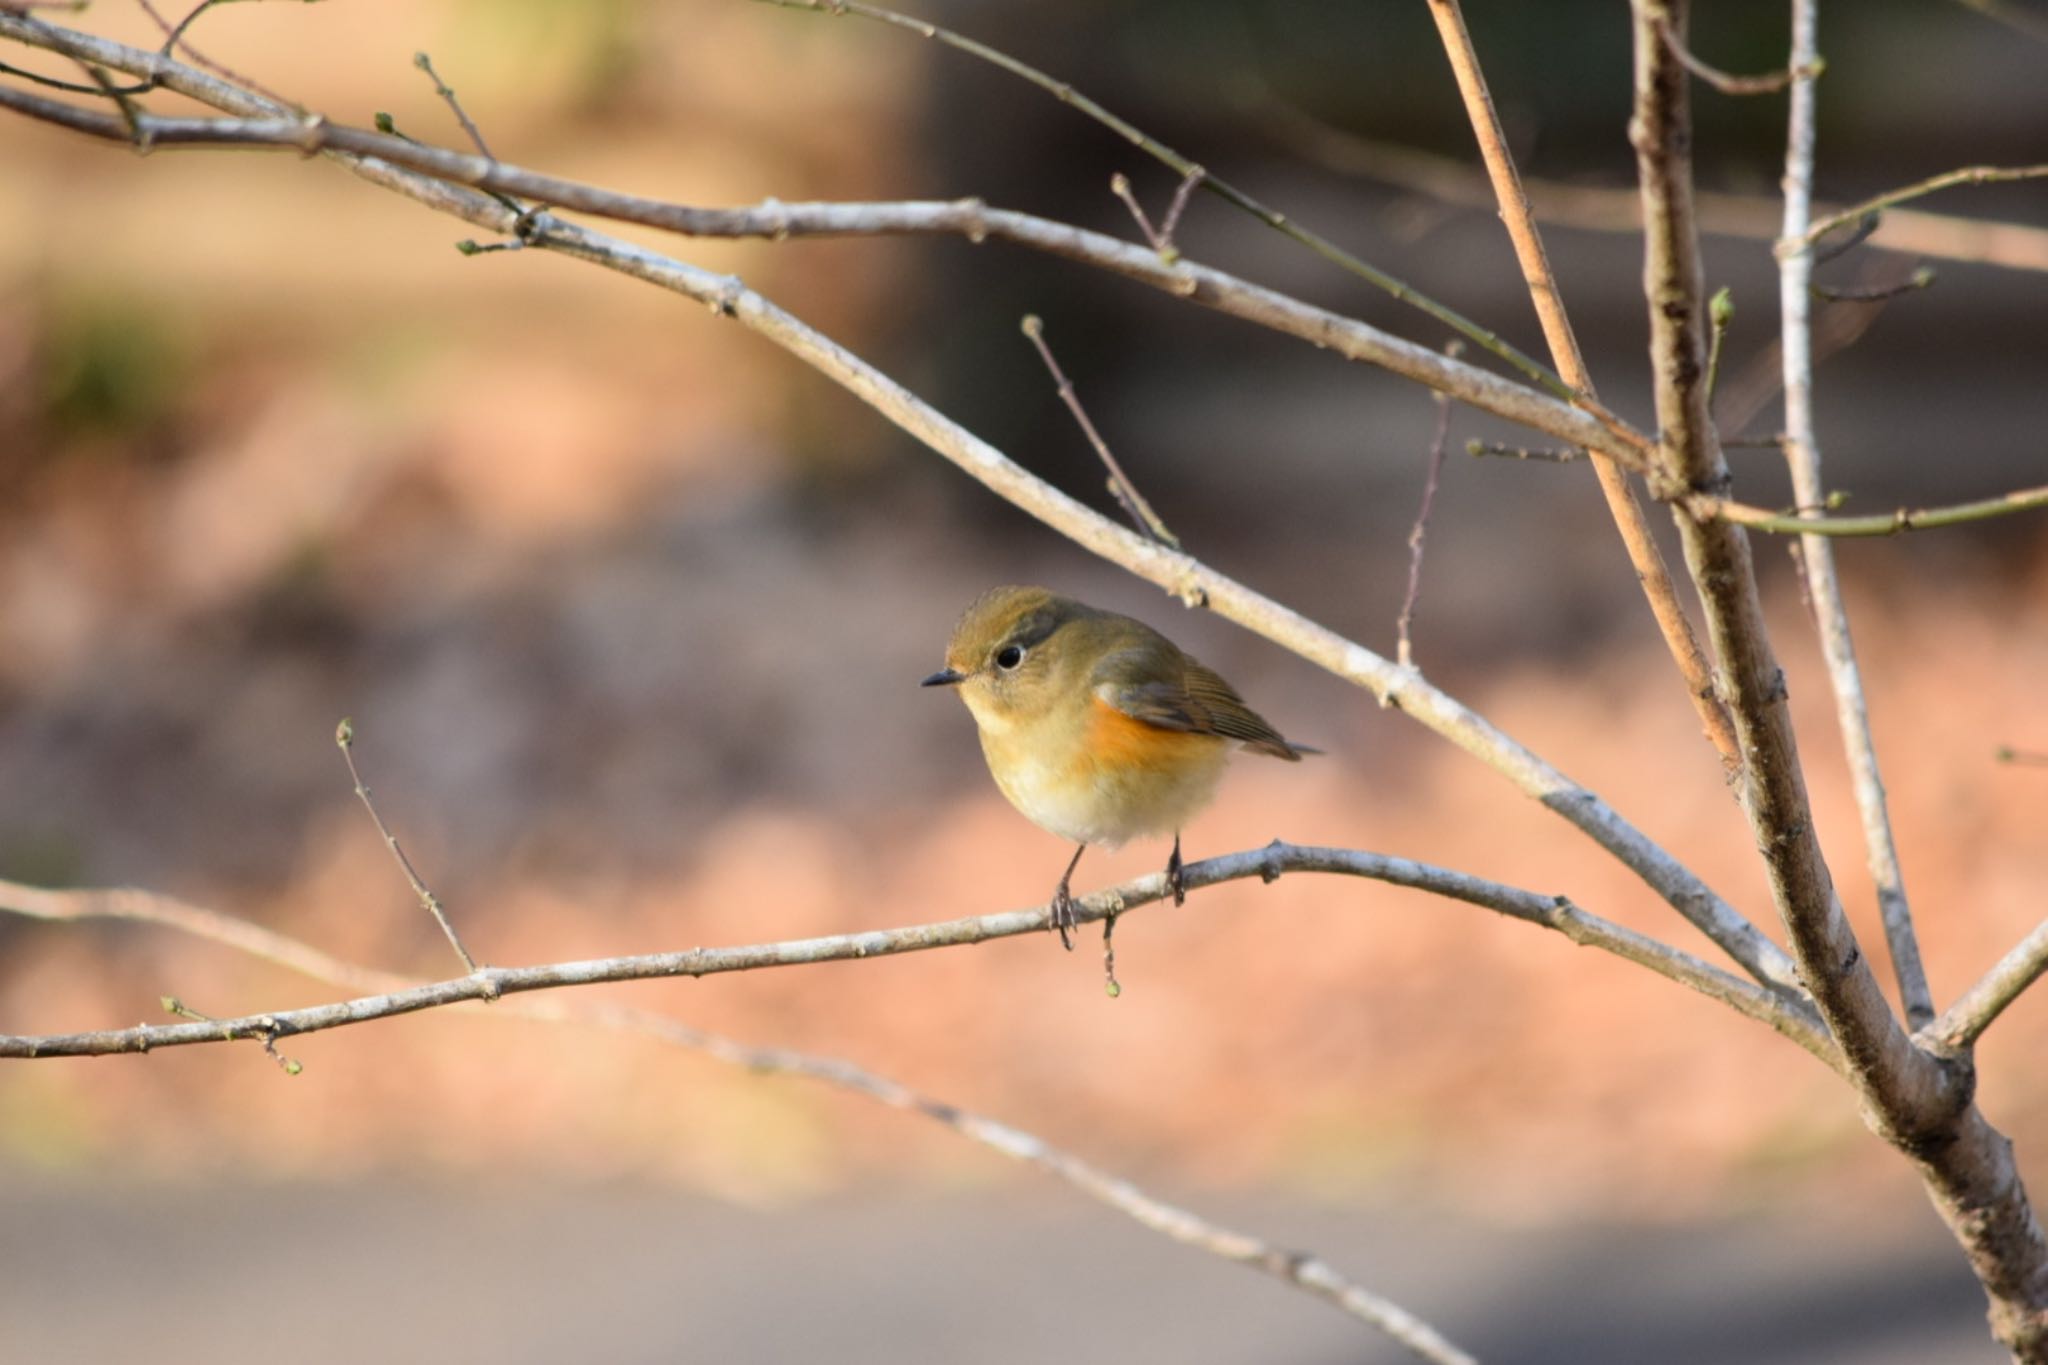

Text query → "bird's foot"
[1166,837,1187,908]
[1050,885,1078,951]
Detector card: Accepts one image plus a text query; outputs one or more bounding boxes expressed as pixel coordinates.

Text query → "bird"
[922,585,1313,949]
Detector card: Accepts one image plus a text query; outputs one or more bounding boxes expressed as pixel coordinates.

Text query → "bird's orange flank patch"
[1084,697,1217,774]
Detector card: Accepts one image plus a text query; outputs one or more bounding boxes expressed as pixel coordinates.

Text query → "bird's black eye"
[995,644,1024,670]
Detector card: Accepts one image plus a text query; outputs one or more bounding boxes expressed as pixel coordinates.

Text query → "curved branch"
[1798,164,2048,252]
[0,843,1831,1063]
[1923,915,2048,1054]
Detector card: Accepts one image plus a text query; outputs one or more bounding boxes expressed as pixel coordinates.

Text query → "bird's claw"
[1050,888,1078,951]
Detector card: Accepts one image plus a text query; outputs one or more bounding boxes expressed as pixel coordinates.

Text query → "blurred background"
[2,0,2045,1359]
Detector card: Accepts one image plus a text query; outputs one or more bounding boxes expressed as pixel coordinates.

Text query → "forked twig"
[1110,164,1205,262]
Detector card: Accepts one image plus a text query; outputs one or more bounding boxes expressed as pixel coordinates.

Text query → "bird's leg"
[1050,844,1086,951]
[1166,833,1187,907]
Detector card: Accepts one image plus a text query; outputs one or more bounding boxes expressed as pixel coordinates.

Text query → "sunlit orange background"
[2,1,2045,1358]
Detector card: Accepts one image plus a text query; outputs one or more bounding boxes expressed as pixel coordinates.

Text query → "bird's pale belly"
[978,699,1230,846]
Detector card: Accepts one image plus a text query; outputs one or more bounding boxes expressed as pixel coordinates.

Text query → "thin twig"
[412,52,492,160]
[372,106,522,220]
[0,843,1835,1063]
[1157,164,1204,250]
[1019,313,1181,552]
[1796,164,2048,252]
[1655,13,1816,95]
[0,880,1471,1364]
[1774,0,1933,1028]
[1109,165,1204,263]
[1923,916,2048,1054]
[0,8,1808,1000]
[162,994,302,1074]
[334,717,483,976]
[1709,483,2048,536]
[1424,0,1742,775]
[1996,746,2048,767]
[136,0,297,110]
[1396,380,1454,670]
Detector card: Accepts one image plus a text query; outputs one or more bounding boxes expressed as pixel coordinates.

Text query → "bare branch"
[1797,164,2048,253]
[1019,313,1181,552]
[412,51,493,160]
[1925,916,2048,1054]
[1631,0,1926,1105]
[1778,16,1934,1030]
[1425,0,1741,776]
[1655,13,1817,95]
[0,882,1472,1364]
[0,5,1807,1002]
[135,0,297,111]
[334,718,484,977]
[1396,379,1454,670]
[1108,165,1204,262]
[1635,4,2048,1354]
[0,843,1834,1064]
[1707,483,2048,536]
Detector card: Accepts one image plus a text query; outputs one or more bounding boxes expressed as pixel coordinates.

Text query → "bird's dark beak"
[920,667,966,688]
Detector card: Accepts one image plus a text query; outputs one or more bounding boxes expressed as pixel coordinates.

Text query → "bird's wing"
[1096,650,1303,761]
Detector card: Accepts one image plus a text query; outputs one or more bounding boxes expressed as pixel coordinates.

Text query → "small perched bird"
[923,585,1313,948]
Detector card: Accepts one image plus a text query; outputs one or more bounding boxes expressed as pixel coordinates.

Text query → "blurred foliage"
[38,296,190,446]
